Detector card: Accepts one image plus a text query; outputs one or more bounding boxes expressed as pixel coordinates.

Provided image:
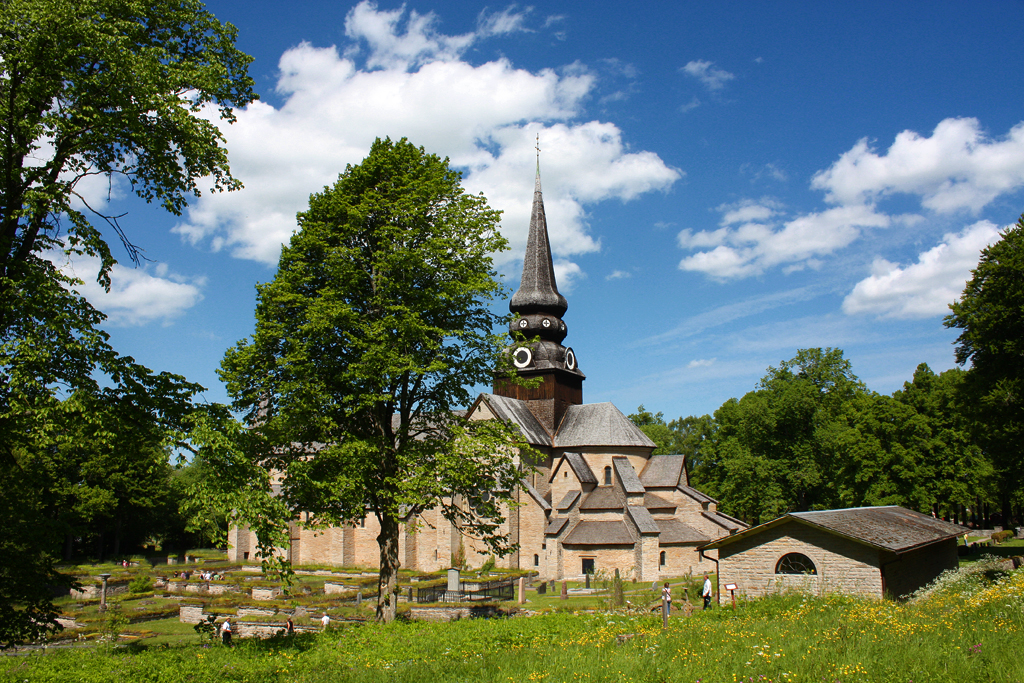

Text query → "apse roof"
[580,487,622,510]
[553,403,657,449]
[656,519,710,544]
[563,520,634,545]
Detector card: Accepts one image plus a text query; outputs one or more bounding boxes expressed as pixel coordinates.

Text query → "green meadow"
[4,558,1022,683]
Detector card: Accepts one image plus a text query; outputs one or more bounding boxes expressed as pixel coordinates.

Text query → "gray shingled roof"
[563,520,634,545]
[545,517,569,536]
[656,519,709,544]
[580,487,622,510]
[613,457,645,494]
[680,485,716,505]
[524,481,551,512]
[509,171,568,318]
[553,403,657,448]
[626,506,660,534]
[643,492,676,510]
[640,455,686,487]
[701,505,967,553]
[561,451,597,485]
[477,394,550,446]
[702,510,743,531]
[556,490,581,512]
[790,506,968,553]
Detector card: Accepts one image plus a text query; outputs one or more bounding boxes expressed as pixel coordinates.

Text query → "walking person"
[701,572,713,610]
[661,582,672,628]
[320,612,331,630]
[221,618,232,646]
[285,616,295,636]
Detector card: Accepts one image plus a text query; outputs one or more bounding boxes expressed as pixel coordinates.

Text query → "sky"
[71,0,1024,421]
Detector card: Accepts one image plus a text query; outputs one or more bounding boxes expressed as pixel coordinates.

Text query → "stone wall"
[882,538,959,599]
[717,520,884,601]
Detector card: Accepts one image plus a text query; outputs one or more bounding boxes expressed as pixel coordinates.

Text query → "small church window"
[776,553,817,575]
[582,558,595,575]
[604,466,612,486]
[564,471,568,478]
[534,554,539,566]
[659,551,666,567]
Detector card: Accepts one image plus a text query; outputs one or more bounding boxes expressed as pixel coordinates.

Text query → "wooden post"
[518,577,526,604]
[561,580,568,600]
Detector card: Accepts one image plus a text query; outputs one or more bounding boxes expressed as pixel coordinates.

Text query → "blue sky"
[72,0,1024,421]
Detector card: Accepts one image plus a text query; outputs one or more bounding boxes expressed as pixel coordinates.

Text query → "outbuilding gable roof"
[553,403,656,449]
[640,454,687,487]
[563,520,634,545]
[701,505,969,553]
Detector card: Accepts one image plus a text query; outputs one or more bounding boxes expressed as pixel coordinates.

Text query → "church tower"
[493,166,585,433]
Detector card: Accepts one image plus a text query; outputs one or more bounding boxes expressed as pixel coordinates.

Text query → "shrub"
[129,575,154,594]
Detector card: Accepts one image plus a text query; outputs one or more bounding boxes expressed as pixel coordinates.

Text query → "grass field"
[4,557,1022,683]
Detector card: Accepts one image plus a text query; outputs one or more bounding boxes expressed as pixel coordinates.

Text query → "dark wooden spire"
[510,170,568,319]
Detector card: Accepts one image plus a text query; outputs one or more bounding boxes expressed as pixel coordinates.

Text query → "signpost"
[724,583,738,609]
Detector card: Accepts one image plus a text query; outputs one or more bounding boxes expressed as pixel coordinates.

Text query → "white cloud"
[681,60,735,91]
[678,204,890,279]
[605,269,631,280]
[175,1,679,273]
[553,260,584,293]
[51,254,204,326]
[678,117,1024,280]
[842,220,1002,319]
[687,358,715,368]
[812,118,1024,213]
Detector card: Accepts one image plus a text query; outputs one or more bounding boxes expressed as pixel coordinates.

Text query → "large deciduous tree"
[945,214,1024,520]
[0,0,254,647]
[212,138,529,623]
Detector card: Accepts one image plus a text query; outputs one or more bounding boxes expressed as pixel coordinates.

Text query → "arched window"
[604,466,612,485]
[775,553,817,575]
[534,554,539,567]
[659,551,666,567]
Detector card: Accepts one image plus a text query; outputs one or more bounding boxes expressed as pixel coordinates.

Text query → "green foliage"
[8,566,1024,682]
[128,575,154,595]
[192,614,218,642]
[204,138,531,623]
[946,214,1024,512]
[100,602,128,644]
[0,0,254,648]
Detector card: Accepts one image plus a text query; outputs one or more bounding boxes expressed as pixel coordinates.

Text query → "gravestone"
[537,582,547,595]
[560,580,567,600]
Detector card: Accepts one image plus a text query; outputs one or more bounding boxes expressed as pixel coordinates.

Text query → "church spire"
[509,159,568,322]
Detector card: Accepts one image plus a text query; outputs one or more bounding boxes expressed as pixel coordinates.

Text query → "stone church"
[228,170,743,580]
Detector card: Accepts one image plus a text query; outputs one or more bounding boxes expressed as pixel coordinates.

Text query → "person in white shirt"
[701,572,713,610]
[321,612,331,630]
[221,618,232,646]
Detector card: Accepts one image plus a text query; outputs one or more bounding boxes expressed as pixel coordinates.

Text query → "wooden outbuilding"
[699,506,968,601]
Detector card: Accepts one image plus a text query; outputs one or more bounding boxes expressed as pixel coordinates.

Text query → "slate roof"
[626,506,660,534]
[790,506,969,553]
[701,505,968,553]
[553,403,657,449]
[555,490,581,512]
[554,451,597,485]
[680,485,716,505]
[545,517,569,536]
[563,521,634,545]
[613,456,645,494]
[476,394,550,446]
[643,492,676,510]
[509,171,568,318]
[524,481,551,512]
[702,510,743,532]
[656,519,710,544]
[580,487,622,510]
[640,455,687,488]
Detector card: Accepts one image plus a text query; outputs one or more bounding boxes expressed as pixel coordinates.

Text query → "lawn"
[5,557,1021,683]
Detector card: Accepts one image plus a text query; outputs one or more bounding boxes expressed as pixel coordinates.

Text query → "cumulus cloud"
[681,60,735,91]
[677,117,1024,280]
[605,269,631,280]
[812,118,1024,213]
[842,220,1002,319]
[553,260,584,293]
[51,254,205,326]
[175,1,679,274]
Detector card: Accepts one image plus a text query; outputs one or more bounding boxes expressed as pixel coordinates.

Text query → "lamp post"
[98,573,111,612]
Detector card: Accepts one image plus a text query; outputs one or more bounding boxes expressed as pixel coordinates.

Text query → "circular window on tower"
[542,319,551,328]
[512,346,533,368]
[518,318,528,328]
[564,347,577,370]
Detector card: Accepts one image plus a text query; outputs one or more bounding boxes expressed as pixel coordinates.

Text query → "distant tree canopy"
[629,348,997,526]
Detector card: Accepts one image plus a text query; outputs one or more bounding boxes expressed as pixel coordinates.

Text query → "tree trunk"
[376,514,400,623]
